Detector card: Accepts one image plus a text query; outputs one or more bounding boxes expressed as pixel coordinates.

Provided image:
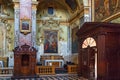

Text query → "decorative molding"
[32,0,38,10]
[32,4,37,10]
[41,17,60,28]
[102,12,120,22]
[69,8,84,24]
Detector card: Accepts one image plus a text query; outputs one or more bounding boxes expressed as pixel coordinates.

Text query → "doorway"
[81,37,97,79]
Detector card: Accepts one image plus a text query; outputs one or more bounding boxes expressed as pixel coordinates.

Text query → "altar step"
[55,68,67,74]
[11,75,39,80]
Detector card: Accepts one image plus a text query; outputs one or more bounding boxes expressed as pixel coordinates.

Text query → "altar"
[44,60,64,67]
[40,55,64,68]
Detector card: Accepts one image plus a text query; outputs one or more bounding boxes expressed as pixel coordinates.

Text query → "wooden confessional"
[76,22,120,80]
[13,44,37,77]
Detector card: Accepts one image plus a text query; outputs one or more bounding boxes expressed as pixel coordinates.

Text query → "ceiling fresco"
[95,0,120,21]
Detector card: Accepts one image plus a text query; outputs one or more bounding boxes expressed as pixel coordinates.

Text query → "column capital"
[32,1,38,10]
[12,0,20,9]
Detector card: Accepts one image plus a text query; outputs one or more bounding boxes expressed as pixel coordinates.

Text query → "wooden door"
[81,48,89,78]
[21,54,30,76]
[81,47,97,79]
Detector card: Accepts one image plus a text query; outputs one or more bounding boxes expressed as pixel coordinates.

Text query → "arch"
[82,37,96,48]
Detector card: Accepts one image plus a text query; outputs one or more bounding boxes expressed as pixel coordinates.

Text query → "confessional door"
[81,46,97,79]
[21,54,30,75]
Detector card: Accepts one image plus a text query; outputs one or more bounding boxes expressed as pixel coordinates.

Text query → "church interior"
[0,0,120,80]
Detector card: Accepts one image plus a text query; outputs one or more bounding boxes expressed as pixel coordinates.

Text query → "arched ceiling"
[37,0,79,13]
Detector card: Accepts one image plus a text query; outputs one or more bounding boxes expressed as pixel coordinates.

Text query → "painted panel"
[44,30,58,53]
[95,0,120,21]
[72,27,78,53]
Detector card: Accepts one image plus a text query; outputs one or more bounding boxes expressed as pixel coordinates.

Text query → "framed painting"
[72,26,79,53]
[44,30,58,53]
[20,19,31,35]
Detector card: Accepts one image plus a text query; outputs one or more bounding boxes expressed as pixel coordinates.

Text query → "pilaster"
[31,1,38,48]
[13,0,20,47]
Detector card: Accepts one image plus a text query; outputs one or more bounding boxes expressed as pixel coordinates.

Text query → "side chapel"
[0,0,120,80]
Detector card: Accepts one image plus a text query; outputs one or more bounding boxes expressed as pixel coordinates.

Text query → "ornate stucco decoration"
[41,17,60,28]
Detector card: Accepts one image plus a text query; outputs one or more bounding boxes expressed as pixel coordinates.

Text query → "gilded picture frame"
[20,19,31,35]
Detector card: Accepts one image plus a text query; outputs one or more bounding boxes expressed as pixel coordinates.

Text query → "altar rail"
[36,66,55,75]
[67,65,77,74]
[0,67,13,77]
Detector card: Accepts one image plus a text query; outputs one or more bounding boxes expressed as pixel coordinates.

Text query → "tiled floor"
[0,74,88,80]
[38,74,80,80]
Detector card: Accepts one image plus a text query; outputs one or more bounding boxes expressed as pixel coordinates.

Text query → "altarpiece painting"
[44,30,58,53]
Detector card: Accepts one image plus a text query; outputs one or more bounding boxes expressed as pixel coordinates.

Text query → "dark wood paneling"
[77,22,120,80]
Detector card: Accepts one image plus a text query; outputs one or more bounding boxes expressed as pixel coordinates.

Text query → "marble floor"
[0,74,88,80]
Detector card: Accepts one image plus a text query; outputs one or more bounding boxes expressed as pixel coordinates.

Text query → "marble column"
[32,1,39,62]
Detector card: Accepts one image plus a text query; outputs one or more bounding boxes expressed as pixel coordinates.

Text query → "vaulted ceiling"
[37,0,84,21]
[0,0,84,21]
[37,0,79,13]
